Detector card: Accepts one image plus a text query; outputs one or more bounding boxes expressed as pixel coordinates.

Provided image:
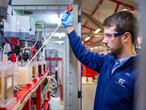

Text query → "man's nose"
[102,37,107,45]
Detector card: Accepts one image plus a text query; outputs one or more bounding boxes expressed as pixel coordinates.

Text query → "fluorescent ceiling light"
[121,9,128,11]
[94,46,98,49]
[90,48,93,51]
[94,28,101,34]
[84,36,91,41]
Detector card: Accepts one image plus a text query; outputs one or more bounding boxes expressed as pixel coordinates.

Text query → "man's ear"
[122,32,131,43]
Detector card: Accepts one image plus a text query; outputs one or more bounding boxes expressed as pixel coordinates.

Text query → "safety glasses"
[113,32,125,37]
[104,32,125,38]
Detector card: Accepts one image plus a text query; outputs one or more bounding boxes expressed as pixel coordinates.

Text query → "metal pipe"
[82,25,95,31]
[91,0,103,16]
[114,3,120,13]
[109,0,135,10]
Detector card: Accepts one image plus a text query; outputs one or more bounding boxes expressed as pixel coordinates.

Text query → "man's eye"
[105,34,113,38]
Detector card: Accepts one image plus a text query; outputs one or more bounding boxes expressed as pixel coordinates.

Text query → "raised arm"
[67,26,106,72]
[61,12,108,72]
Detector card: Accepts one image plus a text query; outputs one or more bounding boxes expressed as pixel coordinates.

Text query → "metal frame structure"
[65,4,81,110]
[4,1,81,110]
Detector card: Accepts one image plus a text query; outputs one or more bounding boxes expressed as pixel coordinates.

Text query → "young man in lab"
[61,10,138,110]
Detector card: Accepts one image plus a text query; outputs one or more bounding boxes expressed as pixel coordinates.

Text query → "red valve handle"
[66,4,73,12]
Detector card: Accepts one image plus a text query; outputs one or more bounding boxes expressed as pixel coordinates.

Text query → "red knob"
[67,4,73,12]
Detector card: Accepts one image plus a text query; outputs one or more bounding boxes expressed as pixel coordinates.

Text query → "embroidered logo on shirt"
[115,78,126,87]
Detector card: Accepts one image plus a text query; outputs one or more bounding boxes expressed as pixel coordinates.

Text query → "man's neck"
[117,46,136,59]
[117,53,136,59]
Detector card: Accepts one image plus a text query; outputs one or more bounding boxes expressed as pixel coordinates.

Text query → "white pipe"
[26,25,60,67]
[31,31,39,48]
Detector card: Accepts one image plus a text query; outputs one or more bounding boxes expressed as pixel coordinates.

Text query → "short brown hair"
[103,10,138,46]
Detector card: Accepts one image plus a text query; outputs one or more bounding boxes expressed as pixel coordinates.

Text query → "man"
[61,10,138,110]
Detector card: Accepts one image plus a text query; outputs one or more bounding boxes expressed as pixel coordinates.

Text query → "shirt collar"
[118,55,137,65]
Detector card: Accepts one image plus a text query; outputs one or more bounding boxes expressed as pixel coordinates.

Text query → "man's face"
[102,26,123,55]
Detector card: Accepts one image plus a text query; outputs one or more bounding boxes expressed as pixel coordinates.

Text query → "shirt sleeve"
[68,30,106,73]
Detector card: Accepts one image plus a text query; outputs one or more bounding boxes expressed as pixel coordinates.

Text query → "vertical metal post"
[135,0,146,110]
[65,4,80,110]
[77,6,82,110]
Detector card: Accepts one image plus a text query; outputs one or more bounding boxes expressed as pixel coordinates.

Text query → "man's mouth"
[106,46,110,50]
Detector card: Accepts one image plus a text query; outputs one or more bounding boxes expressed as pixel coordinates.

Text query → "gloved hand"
[61,12,73,28]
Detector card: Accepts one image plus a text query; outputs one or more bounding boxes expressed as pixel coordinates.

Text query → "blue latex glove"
[61,12,73,28]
